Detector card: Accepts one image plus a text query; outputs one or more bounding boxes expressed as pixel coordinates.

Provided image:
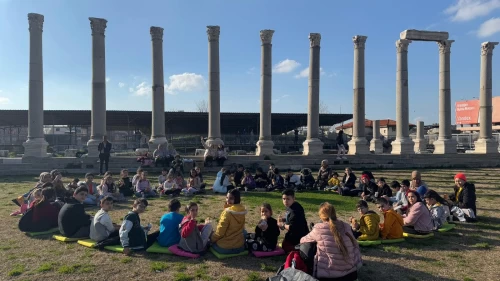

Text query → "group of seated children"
[201,137,228,167]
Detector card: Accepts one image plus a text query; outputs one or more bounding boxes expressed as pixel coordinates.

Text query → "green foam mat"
[381,238,405,244]
[25,227,59,237]
[438,223,456,233]
[209,247,248,259]
[104,245,124,253]
[358,240,382,247]
[146,242,173,254]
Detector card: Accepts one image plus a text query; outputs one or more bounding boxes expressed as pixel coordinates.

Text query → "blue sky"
[0,0,499,125]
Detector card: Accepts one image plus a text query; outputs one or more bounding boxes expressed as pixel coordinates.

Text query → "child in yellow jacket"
[377,197,404,239]
[350,200,380,241]
[326,172,341,192]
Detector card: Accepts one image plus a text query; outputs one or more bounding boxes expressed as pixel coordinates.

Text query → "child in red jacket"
[178,202,213,253]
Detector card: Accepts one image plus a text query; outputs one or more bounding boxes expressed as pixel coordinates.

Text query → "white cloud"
[165,72,205,95]
[133,82,151,96]
[273,59,301,73]
[118,82,125,88]
[0,97,10,104]
[445,0,500,22]
[106,77,110,82]
[294,67,326,79]
[272,94,290,104]
[128,87,134,93]
[246,67,256,75]
[477,17,500,37]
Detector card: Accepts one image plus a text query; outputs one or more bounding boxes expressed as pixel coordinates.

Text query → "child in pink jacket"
[300,202,362,280]
[403,190,433,235]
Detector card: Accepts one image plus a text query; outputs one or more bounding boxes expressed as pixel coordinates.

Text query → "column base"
[255,140,274,156]
[205,138,224,147]
[369,139,383,154]
[347,137,370,155]
[474,138,498,154]
[413,139,428,154]
[148,137,168,151]
[302,138,324,156]
[391,138,415,155]
[433,138,457,154]
[86,138,101,157]
[23,138,49,158]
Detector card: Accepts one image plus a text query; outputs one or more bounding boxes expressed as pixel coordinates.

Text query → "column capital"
[396,39,411,53]
[260,29,274,44]
[150,26,164,41]
[309,33,321,47]
[207,25,220,42]
[89,17,107,36]
[437,40,454,54]
[353,35,367,49]
[28,13,44,32]
[481,41,499,56]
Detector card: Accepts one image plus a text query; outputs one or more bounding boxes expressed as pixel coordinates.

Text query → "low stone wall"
[0,153,499,176]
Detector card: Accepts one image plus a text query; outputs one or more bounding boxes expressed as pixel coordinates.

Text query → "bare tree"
[319,100,330,114]
[195,100,208,112]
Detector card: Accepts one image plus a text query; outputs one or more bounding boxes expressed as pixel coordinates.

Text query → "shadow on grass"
[358,260,457,281]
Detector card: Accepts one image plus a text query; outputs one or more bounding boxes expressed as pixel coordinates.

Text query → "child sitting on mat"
[19,187,61,233]
[117,169,134,197]
[120,198,159,255]
[210,189,247,254]
[90,196,120,243]
[403,190,433,235]
[376,197,403,240]
[179,202,213,253]
[424,190,450,230]
[157,199,184,247]
[246,203,280,252]
[350,200,380,241]
[58,186,92,238]
[279,189,309,253]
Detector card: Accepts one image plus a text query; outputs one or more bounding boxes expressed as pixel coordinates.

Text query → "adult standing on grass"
[98,136,112,176]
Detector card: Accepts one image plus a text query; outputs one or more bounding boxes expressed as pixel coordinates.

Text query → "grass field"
[0,168,499,281]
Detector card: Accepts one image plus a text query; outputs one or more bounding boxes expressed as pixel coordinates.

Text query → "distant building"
[335,119,415,140]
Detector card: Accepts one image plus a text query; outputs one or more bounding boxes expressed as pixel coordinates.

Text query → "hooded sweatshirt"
[381,209,404,239]
[358,210,380,241]
[210,204,247,249]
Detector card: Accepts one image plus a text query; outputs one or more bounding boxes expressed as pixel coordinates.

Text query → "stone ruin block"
[400,29,449,42]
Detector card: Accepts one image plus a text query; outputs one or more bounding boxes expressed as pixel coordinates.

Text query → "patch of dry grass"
[0,168,499,280]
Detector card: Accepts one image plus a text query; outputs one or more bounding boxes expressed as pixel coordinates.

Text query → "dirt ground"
[0,168,498,281]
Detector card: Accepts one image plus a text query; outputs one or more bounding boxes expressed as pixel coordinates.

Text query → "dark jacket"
[336,134,345,145]
[284,202,309,246]
[255,217,280,250]
[233,170,244,186]
[362,181,378,196]
[450,182,477,215]
[58,198,91,237]
[19,200,61,232]
[254,173,269,184]
[119,177,134,196]
[342,173,357,189]
[122,211,147,248]
[98,141,112,155]
[379,184,393,197]
[317,167,332,181]
[301,174,315,186]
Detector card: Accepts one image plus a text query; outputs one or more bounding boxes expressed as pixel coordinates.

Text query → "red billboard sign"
[455,100,480,125]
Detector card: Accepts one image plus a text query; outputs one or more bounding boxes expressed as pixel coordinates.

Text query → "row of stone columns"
[20,13,498,157]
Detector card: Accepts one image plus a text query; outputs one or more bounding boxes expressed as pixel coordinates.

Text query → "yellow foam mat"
[53,235,86,242]
[77,239,98,248]
[209,247,248,259]
[403,232,434,239]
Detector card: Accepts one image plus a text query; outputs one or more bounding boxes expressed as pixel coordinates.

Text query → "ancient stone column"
[256,30,275,156]
[23,13,48,158]
[348,35,369,154]
[148,26,167,149]
[303,33,324,155]
[475,42,499,154]
[206,26,223,146]
[433,40,456,154]
[414,121,427,153]
[369,120,383,154]
[391,39,414,154]
[86,17,108,157]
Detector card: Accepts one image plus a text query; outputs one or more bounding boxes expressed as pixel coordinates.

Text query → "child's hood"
[225,204,247,223]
